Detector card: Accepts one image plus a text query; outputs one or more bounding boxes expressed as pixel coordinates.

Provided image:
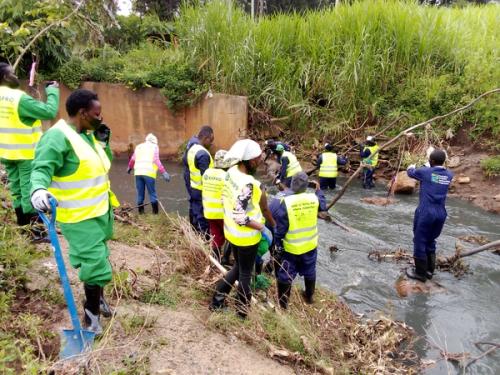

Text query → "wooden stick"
[13,1,85,71]
[455,240,500,259]
[327,88,500,210]
[464,342,500,370]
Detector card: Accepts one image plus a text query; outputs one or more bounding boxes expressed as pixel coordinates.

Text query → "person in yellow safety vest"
[274,172,327,309]
[315,143,348,190]
[202,149,232,262]
[183,126,214,235]
[127,133,171,214]
[30,89,119,335]
[274,144,302,188]
[0,63,59,242]
[359,135,379,189]
[210,139,276,319]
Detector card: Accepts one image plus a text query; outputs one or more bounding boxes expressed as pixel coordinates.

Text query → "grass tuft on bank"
[115,209,418,373]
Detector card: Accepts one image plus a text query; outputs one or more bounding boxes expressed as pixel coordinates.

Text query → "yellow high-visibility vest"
[202,167,226,220]
[0,86,42,160]
[187,144,213,190]
[282,151,302,178]
[363,145,379,167]
[222,165,263,246]
[319,152,338,178]
[48,120,119,223]
[283,193,319,255]
[134,142,158,178]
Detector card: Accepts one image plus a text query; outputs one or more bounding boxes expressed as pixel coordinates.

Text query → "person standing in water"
[127,133,171,214]
[406,149,453,282]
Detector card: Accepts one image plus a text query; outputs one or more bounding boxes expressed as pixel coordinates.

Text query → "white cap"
[366,136,374,142]
[224,139,262,165]
[145,133,158,145]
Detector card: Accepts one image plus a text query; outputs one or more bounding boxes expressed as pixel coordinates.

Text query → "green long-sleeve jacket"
[30,123,113,195]
[18,86,60,126]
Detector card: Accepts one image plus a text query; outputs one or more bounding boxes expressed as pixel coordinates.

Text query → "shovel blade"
[60,329,95,359]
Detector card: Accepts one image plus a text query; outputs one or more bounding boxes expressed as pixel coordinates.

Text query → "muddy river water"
[110,160,500,374]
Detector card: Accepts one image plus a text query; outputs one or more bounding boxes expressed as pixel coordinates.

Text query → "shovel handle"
[38,198,83,332]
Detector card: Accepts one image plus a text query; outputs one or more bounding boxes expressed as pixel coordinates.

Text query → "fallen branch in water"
[327,88,500,210]
[463,342,500,370]
[448,239,500,260]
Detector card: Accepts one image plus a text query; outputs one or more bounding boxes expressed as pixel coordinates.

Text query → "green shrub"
[56,57,83,89]
[480,156,500,177]
[176,0,500,140]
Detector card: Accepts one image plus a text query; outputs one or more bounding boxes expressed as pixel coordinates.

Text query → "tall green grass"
[176,0,500,142]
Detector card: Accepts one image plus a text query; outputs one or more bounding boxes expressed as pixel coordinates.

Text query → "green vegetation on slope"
[54,1,499,146]
[175,0,499,143]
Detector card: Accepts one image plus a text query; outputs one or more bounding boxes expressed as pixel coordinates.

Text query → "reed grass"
[176,0,500,142]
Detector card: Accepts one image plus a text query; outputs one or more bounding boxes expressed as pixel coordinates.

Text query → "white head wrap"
[145,133,158,145]
[224,139,262,166]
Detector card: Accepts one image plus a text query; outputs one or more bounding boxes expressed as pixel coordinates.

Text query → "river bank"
[0,182,418,374]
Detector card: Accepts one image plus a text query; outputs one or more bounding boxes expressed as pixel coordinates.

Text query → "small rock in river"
[457,176,471,184]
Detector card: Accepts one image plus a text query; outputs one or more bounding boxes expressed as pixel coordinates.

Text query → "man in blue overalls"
[406,149,453,282]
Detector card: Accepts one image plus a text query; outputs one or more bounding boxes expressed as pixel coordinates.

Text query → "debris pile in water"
[361,197,399,206]
[368,245,471,277]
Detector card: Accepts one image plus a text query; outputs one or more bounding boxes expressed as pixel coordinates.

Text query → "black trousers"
[213,242,258,316]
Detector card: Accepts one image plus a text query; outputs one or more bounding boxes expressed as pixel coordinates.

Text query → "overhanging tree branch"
[327,88,500,210]
[13,0,85,72]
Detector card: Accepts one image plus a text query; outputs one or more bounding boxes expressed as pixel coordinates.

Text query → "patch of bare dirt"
[28,239,295,375]
[446,146,500,214]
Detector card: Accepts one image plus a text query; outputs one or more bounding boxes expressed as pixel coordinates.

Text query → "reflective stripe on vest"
[319,152,338,178]
[363,145,379,167]
[202,168,226,220]
[187,144,213,190]
[282,151,302,178]
[283,193,319,255]
[48,120,119,223]
[222,165,263,246]
[0,86,42,160]
[134,142,158,178]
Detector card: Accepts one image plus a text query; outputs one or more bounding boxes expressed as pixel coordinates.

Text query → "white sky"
[117,0,133,15]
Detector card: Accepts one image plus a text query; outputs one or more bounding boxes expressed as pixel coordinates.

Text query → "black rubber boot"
[151,202,159,215]
[99,287,113,318]
[138,205,145,215]
[83,284,103,335]
[209,292,227,312]
[277,282,292,309]
[406,258,428,282]
[15,207,27,226]
[426,253,436,280]
[303,278,316,304]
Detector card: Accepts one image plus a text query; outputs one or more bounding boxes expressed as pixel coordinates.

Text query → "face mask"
[86,114,102,130]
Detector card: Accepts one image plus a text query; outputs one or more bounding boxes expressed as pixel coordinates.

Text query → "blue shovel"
[38,198,95,359]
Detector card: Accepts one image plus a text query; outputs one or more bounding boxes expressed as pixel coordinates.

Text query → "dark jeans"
[362,167,375,189]
[319,177,337,190]
[135,175,157,205]
[212,242,258,317]
[277,249,317,284]
[188,188,209,235]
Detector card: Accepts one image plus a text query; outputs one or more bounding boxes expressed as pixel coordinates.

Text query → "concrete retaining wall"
[48,82,248,157]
